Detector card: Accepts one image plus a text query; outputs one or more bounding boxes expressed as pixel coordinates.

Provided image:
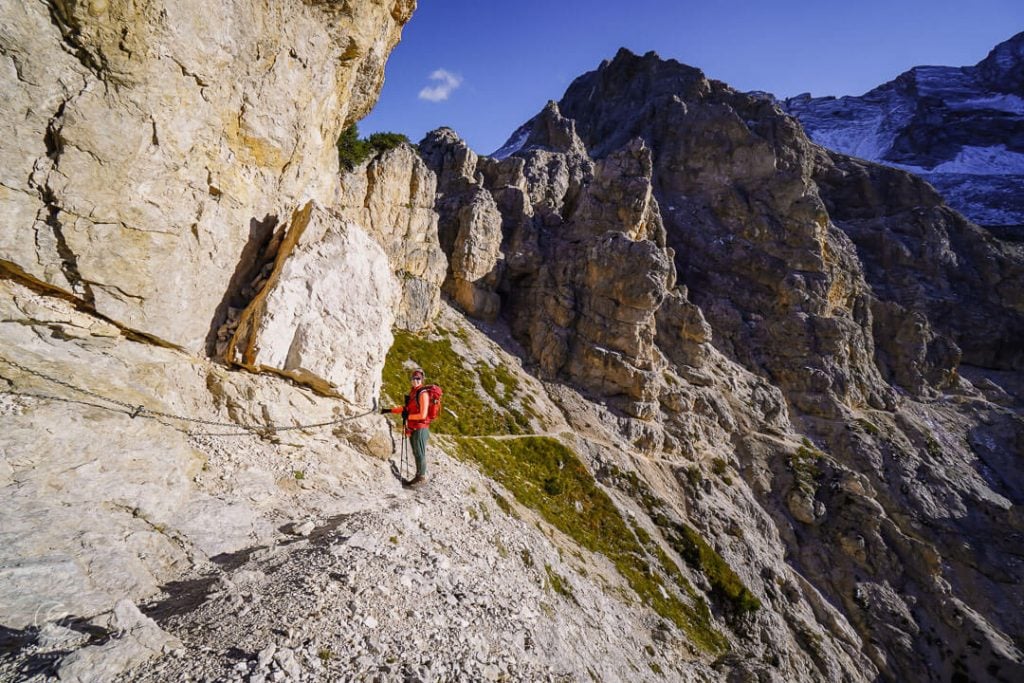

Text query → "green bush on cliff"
[337,124,411,171]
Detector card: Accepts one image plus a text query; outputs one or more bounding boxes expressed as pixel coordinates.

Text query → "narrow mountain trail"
[441,431,693,467]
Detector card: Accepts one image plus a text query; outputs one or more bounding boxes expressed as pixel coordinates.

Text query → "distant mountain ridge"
[783,32,1024,237]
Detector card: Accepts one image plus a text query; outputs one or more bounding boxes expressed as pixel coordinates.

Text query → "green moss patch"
[606,465,761,617]
[450,436,728,653]
[856,418,881,436]
[492,492,518,518]
[475,361,535,433]
[382,330,531,436]
[789,443,823,497]
[665,522,762,615]
[545,564,577,602]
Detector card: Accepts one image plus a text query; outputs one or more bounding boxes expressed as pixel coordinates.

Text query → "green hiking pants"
[409,427,429,477]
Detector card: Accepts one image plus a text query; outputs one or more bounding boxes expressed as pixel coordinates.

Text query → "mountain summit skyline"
[784,31,1024,235]
[360,2,1024,154]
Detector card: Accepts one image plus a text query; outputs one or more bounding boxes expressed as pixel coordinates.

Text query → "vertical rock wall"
[0,0,415,353]
[337,144,447,332]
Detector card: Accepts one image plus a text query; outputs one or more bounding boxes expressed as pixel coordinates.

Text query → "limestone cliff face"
[222,202,399,406]
[337,144,447,332]
[0,0,424,647]
[0,0,414,354]
[555,50,897,421]
[421,106,681,428]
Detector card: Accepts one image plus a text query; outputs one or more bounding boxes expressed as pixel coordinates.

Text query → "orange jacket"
[404,388,431,429]
[390,387,430,429]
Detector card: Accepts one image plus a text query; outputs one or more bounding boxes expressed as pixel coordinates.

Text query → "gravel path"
[105,446,698,683]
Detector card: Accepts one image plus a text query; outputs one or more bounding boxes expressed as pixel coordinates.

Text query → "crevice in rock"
[46,0,108,82]
[170,56,209,89]
[43,99,67,161]
[0,260,182,352]
[205,214,280,359]
[33,84,101,305]
[226,203,314,370]
[41,190,94,306]
[363,159,377,210]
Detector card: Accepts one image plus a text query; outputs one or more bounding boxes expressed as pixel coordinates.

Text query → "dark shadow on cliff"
[204,215,279,358]
[0,617,111,678]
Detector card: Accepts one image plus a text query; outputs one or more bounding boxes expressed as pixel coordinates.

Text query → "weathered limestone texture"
[421,107,682,424]
[0,277,390,634]
[56,600,181,683]
[2,7,1023,681]
[337,145,447,331]
[424,48,1024,683]
[225,202,398,405]
[0,0,415,351]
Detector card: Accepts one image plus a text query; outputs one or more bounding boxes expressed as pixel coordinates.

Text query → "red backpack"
[416,384,443,423]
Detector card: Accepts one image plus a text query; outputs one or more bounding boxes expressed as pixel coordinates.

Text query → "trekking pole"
[401,418,409,481]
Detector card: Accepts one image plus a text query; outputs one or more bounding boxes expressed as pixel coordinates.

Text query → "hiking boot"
[405,474,427,488]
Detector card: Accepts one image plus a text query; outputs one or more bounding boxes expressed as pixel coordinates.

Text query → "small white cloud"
[418,69,463,102]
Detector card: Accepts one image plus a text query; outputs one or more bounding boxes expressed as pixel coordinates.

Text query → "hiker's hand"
[380,408,391,414]
[391,407,404,414]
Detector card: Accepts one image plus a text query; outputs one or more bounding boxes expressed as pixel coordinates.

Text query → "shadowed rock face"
[812,153,1024,373]
[430,48,1024,683]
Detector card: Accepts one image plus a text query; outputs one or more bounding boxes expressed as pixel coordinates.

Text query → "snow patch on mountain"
[491,127,530,160]
[784,32,1024,232]
[807,113,890,161]
[927,146,1024,175]
[948,94,1024,115]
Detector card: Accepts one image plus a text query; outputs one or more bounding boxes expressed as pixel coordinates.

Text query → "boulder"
[226,202,398,406]
[57,600,181,683]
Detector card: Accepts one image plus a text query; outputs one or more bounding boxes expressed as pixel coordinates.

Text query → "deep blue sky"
[359,1,1023,155]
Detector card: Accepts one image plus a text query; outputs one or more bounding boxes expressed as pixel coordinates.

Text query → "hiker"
[382,369,431,487]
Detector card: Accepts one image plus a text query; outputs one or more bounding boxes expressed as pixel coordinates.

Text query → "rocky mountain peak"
[783,31,1024,235]
[558,48,713,157]
[426,47,1024,681]
[975,31,1024,91]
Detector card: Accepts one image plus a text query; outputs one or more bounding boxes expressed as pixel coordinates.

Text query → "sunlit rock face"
[2,3,1023,680]
[421,105,683,425]
[783,31,1024,237]
[0,0,422,649]
[337,144,447,333]
[0,0,415,352]
[222,202,398,406]
[428,47,1024,683]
